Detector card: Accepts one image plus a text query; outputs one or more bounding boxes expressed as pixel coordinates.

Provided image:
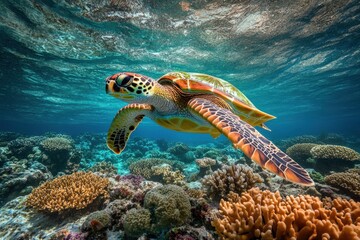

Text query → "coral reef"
[0,132,23,147]
[318,133,346,146]
[1,131,360,239]
[324,169,360,201]
[144,185,191,233]
[26,172,109,212]
[123,208,151,238]
[202,164,263,199]
[212,188,360,240]
[7,136,43,159]
[0,160,52,206]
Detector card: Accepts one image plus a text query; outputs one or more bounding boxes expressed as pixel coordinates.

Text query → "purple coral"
[119,174,144,187]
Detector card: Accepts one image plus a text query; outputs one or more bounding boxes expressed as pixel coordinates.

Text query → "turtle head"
[105,72,156,102]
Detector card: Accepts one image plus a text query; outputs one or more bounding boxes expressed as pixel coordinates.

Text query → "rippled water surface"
[1,0,360,138]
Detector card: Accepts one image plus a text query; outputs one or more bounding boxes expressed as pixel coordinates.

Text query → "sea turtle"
[105,71,314,186]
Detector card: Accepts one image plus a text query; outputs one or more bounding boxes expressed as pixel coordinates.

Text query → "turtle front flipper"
[188,98,314,186]
[107,103,153,154]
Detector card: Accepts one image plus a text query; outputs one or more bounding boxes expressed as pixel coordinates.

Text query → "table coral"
[310,144,360,161]
[26,172,109,213]
[212,187,360,240]
[310,145,360,173]
[201,164,263,199]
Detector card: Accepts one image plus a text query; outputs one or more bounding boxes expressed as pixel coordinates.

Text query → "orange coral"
[26,172,109,213]
[212,188,360,240]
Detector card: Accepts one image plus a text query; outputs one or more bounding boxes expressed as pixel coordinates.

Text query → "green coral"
[309,170,324,183]
[144,185,191,232]
[123,208,151,238]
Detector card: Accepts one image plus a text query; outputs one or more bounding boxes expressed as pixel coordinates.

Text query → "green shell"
[158,71,275,128]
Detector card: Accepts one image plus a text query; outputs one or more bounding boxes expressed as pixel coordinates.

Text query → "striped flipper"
[188,98,314,186]
[107,103,153,154]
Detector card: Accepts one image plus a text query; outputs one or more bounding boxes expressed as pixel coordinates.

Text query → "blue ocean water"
[1,0,359,143]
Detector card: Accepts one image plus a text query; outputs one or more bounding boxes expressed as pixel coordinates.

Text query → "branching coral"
[324,169,360,200]
[212,188,360,240]
[7,137,40,158]
[26,172,109,213]
[202,164,263,199]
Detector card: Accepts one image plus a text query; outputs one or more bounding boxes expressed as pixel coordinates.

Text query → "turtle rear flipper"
[107,103,153,154]
[188,98,314,186]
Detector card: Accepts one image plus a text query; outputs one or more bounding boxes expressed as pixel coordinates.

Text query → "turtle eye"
[115,75,133,87]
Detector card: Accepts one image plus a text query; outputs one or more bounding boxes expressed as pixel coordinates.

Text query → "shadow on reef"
[0,132,359,239]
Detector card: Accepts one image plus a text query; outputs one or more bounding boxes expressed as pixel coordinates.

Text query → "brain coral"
[310,145,360,161]
[202,164,263,199]
[26,172,109,213]
[144,185,191,232]
[324,169,360,200]
[212,188,360,240]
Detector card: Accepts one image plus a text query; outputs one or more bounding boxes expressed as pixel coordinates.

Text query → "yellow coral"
[26,172,109,213]
[212,188,360,240]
